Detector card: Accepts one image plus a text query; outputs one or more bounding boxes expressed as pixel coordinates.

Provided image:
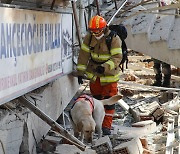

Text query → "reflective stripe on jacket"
[77,29,122,85]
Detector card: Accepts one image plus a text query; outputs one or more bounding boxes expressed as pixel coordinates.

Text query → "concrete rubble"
[0,53,178,154]
[35,51,180,154]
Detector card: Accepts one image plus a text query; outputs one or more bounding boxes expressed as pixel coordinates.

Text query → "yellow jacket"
[77,30,122,85]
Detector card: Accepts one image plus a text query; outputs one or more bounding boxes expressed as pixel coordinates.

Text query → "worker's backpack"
[107,24,128,72]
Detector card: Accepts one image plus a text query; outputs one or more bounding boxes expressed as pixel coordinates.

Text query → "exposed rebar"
[107,0,128,26]
[95,0,100,15]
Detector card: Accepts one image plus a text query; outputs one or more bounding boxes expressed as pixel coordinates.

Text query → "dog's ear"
[77,121,83,132]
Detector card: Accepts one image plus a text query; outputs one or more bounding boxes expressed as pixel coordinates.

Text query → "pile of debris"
[36,51,180,154]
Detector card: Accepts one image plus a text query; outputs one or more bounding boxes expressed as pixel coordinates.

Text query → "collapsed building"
[0,0,179,153]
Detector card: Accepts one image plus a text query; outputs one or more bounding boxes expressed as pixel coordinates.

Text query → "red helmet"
[88,15,107,32]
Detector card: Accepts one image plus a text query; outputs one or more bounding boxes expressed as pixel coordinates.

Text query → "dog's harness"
[72,94,94,112]
[69,94,94,121]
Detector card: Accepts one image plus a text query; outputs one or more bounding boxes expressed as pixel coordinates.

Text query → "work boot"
[102,127,111,136]
[152,74,162,87]
[152,80,162,86]
[162,75,171,87]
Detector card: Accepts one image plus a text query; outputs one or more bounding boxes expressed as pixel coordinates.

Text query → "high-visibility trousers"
[90,77,118,129]
[102,109,115,129]
[90,77,118,98]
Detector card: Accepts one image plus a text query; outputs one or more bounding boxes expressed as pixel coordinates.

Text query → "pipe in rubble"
[79,0,87,35]
[79,0,83,30]
[95,0,100,15]
[114,0,118,10]
[87,0,92,23]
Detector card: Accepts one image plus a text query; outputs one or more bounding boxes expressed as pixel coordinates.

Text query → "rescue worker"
[76,15,122,135]
[152,58,171,87]
[151,0,172,88]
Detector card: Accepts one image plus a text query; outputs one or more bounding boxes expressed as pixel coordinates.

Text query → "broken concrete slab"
[113,138,143,154]
[45,135,62,144]
[132,120,156,134]
[37,139,56,153]
[55,144,96,154]
[109,135,133,148]
[113,122,157,138]
[92,136,113,154]
[162,94,180,112]
[129,100,165,123]
[151,107,164,122]
[117,99,130,112]
[140,138,149,151]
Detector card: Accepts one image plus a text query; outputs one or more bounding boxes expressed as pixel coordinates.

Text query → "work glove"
[95,66,105,74]
[78,76,83,85]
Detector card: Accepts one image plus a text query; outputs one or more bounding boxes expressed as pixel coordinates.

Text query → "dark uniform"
[152,58,171,87]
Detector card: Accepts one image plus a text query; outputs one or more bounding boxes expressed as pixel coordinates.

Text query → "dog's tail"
[101,95,123,106]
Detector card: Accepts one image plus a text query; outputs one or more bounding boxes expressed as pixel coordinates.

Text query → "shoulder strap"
[121,39,127,51]
[88,34,95,51]
[88,34,93,47]
[105,31,115,51]
[89,32,117,51]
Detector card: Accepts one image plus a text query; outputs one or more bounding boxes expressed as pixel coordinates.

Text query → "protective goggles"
[89,29,104,36]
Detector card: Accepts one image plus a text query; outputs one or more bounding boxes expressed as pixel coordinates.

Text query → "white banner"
[0,7,73,105]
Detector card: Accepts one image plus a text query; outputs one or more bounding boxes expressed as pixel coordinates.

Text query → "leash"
[79,82,89,95]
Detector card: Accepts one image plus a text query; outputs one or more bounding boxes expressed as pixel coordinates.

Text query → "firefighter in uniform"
[152,58,171,87]
[76,15,122,135]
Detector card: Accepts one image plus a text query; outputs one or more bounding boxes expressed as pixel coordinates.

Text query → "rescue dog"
[69,94,123,143]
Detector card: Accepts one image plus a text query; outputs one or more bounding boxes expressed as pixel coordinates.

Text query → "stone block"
[151,107,164,121]
[55,144,96,154]
[45,135,62,144]
[113,138,143,154]
[132,120,156,133]
[92,136,113,154]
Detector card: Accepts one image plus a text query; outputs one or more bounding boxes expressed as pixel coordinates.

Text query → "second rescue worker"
[76,15,122,135]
